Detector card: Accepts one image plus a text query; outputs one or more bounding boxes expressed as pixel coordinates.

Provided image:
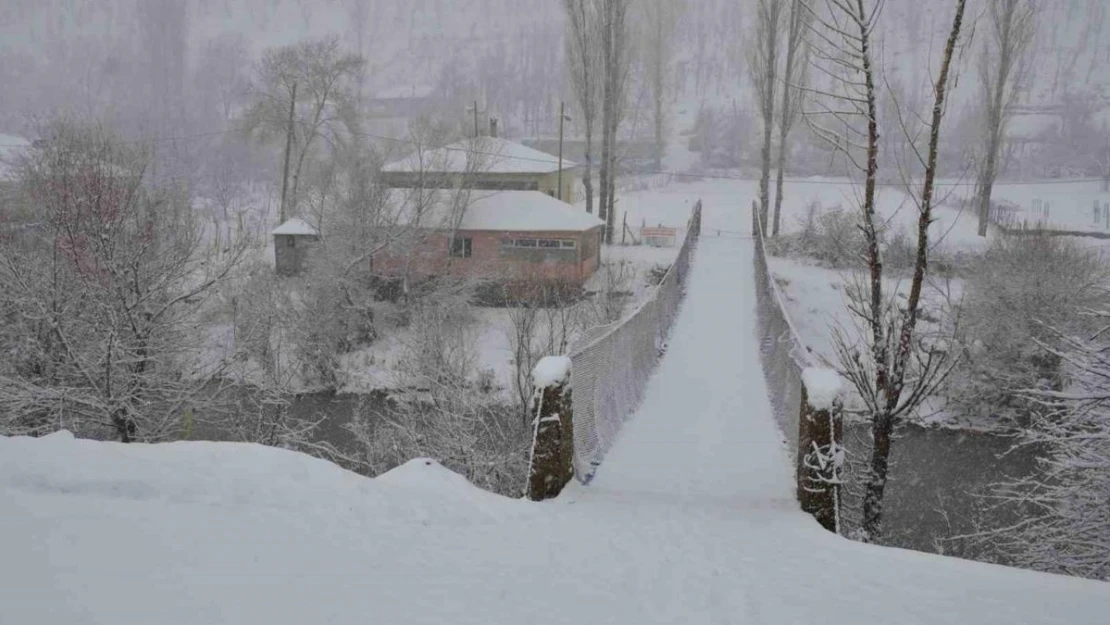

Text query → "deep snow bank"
[3,432,1110,625]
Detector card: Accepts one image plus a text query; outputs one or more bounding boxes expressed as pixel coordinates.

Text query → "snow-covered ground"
[5,206,1110,623]
[959,179,1110,234]
[776,177,988,253]
[767,256,961,365]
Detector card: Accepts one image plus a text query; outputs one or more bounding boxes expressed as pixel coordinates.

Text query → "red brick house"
[372,189,604,288]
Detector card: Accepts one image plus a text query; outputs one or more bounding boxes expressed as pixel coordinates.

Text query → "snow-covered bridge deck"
[584,235,796,504]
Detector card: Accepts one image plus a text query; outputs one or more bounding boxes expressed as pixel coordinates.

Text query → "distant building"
[272,218,320,276]
[380,136,578,203]
[371,189,603,290]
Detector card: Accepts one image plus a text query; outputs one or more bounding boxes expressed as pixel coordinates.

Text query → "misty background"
[1,0,1107,191]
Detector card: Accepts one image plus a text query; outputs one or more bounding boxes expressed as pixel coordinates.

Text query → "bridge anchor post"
[797,369,845,534]
[526,357,575,501]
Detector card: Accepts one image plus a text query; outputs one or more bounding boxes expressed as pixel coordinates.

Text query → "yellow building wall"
[539,171,576,204]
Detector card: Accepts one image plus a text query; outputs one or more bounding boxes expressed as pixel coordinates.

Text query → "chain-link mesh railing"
[751,203,813,465]
[753,204,857,534]
[568,202,702,481]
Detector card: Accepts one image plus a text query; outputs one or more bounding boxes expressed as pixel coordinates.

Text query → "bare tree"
[771,0,810,237]
[748,0,785,229]
[563,0,601,215]
[505,281,583,420]
[975,0,1036,237]
[0,121,248,442]
[242,37,365,221]
[597,0,635,244]
[808,0,969,542]
[640,0,685,171]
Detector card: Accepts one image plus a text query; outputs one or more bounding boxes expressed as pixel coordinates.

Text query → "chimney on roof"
[489,117,498,138]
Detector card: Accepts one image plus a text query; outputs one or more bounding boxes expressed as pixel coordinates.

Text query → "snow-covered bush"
[348,296,530,496]
[769,201,956,274]
[964,316,1110,580]
[769,202,867,268]
[948,234,1110,428]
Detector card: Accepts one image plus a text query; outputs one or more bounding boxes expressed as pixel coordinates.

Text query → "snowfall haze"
[3,0,1110,623]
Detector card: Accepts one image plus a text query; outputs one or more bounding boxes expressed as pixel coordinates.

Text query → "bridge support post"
[797,369,845,534]
[526,357,575,501]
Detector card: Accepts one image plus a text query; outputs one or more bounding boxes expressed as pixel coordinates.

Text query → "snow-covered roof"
[388,189,604,232]
[271,217,319,236]
[381,137,577,175]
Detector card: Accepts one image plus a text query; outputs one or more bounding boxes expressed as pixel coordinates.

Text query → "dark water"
[843,422,1039,555]
[285,390,394,455]
[200,384,1038,557]
[190,385,395,458]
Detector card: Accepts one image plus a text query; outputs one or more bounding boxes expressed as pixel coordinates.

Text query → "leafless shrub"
[346,294,530,496]
[769,202,866,268]
[505,281,583,420]
[949,234,1110,429]
[583,259,633,326]
[0,120,249,442]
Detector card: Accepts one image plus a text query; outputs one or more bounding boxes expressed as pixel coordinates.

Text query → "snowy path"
[586,236,795,503]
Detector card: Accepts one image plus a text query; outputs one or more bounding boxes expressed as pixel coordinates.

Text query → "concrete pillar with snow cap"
[798,367,845,534]
[525,356,575,501]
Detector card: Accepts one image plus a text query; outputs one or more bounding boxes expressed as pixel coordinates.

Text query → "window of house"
[560,240,577,249]
[450,237,472,258]
[538,239,560,248]
[286,236,296,248]
[516,238,537,247]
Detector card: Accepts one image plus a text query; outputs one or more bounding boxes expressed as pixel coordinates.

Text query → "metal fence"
[753,204,864,535]
[567,201,702,481]
[751,204,813,464]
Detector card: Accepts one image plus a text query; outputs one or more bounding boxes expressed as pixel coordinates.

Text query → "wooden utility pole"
[279,82,297,223]
[473,100,480,138]
[557,101,565,201]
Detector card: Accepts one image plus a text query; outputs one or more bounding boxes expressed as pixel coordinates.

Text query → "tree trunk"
[652,13,665,171]
[772,0,805,238]
[773,142,788,237]
[756,1,779,229]
[598,3,614,242]
[759,110,774,228]
[977,148,998,237]
[858,0,890,544]
[868,0,967,543]
[605,97,618,245]
[862,412,892,539]
[584,123,595,214]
